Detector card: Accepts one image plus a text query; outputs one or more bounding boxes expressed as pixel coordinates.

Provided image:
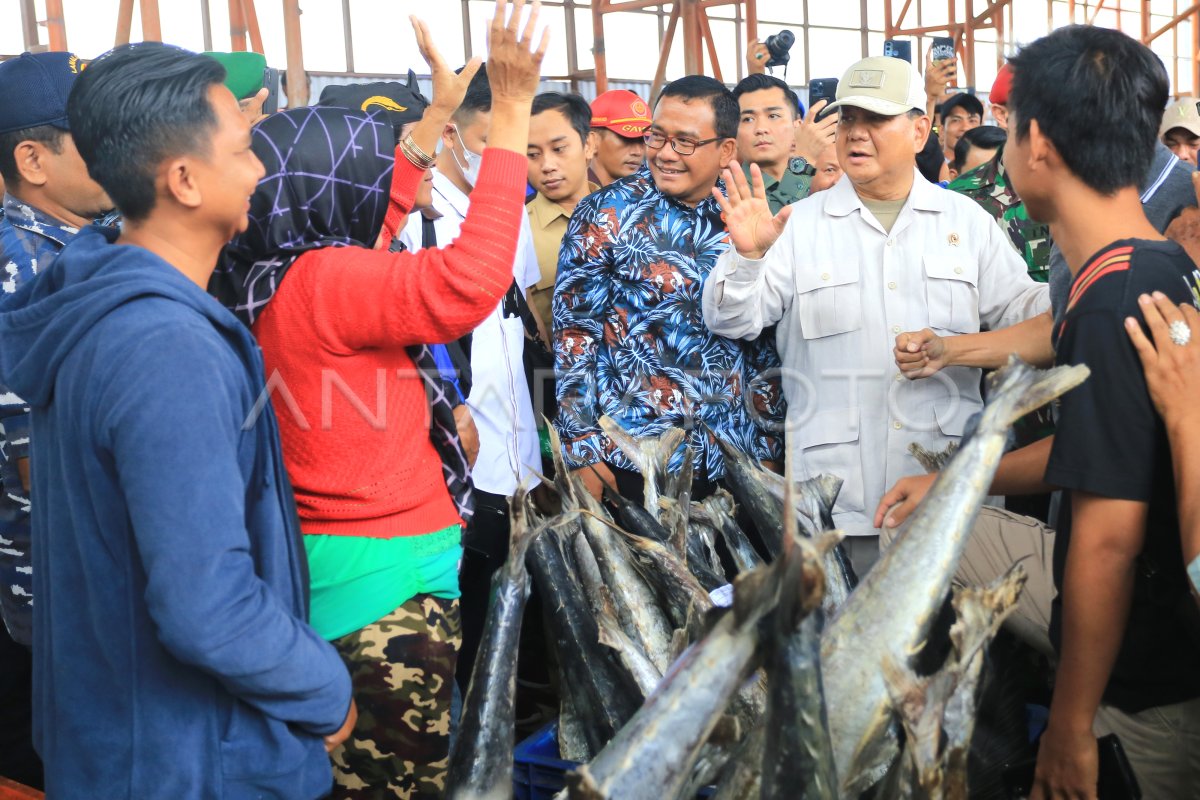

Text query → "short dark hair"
[0,125,66,186]
[68,43,226,221]
[455,63,492,122]
[939,92,984,120]
[1008,25,1168,194]
[656,75,739,140]
[952,125,1006,172]
[732,73,802,118]
[531,92,592,145]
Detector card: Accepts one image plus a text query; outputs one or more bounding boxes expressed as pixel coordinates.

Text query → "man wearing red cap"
[989,62,1013,129]
[588,89,650,186]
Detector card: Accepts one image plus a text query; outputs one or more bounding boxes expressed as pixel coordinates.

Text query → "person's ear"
[1026,118,1056,171]
[583,132,597,162]
[163,156,202,210]
[718,137,737,169]
[441,124,457,152]
[12,140,49,187]
[913,115,932,154]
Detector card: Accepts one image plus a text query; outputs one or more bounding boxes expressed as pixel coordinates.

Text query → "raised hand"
[486,0,551,104]
[794,99,837,164]
[411,16,482,115]
[712,161,792,260]
[747,38,770,75]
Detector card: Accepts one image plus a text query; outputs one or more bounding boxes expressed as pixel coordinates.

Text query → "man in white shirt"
[702,55,1049,575]
[398,71,542,690]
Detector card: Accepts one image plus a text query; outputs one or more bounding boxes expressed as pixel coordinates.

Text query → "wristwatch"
[788,156,817,177]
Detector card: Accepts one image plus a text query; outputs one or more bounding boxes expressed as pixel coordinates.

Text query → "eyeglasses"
[644,131,723,155]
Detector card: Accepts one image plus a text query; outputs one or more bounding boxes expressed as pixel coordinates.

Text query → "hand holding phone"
[808,78,838,122]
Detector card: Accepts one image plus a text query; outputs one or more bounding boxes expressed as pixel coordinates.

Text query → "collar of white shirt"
[824,167,950,218]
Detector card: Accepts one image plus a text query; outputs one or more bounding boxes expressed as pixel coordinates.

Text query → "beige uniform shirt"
[526,184,599,327]
[703,169,1050,536]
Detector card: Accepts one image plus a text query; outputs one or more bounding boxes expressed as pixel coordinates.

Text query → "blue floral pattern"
[552,167,784,479]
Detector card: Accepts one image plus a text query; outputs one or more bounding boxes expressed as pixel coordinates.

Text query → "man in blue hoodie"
[0,43,355,799]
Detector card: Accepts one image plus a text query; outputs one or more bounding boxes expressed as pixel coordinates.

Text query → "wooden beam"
[200,0,213,51]
[593,0,608,93]
[745,0,758,45]
[650,3,681,104]
[1145,2,1200,43]
[20,0,39,51]
[229,0,247,51]
[1086,0,1109,25]
[44,0,67,50]
[697,8,723,83]
[681,0,701,76]
[243,0,265,54]
[115,0,135,46]
[282,0,307,107]
[139,0,162,42]
[340,0,353,72]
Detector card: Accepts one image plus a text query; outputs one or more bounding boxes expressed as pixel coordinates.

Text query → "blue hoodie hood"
[0,225,254,406]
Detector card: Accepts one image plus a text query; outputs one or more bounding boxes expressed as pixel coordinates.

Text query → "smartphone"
[809,78,839,121]
[262,67,280,115]
[884,39,912,63]
[931,36,956,63]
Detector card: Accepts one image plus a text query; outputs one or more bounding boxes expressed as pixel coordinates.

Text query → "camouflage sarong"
[330,594,461,799]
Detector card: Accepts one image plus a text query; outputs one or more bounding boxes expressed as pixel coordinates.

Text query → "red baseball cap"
[590,89,651,138]
[990,63,1013,106]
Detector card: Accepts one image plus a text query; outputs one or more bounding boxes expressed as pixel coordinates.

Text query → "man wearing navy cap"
[0,51,113,791]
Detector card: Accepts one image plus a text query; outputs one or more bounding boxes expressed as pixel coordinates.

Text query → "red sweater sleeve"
[379,144,422,245]
[304,148,527,353]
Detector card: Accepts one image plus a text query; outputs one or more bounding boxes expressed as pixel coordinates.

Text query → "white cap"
[1161,97,1200,139]
[826,56,928,117]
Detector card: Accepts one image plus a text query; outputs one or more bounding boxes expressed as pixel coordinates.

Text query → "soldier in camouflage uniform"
[330,596,461,799]
[946,145,1052,282]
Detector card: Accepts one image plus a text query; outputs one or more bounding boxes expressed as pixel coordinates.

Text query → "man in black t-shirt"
[875,27,1200,798]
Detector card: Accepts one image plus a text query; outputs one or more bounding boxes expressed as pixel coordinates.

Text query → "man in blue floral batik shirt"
[553,75,785,502]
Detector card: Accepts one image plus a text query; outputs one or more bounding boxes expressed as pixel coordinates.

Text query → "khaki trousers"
[882,505,1200,798]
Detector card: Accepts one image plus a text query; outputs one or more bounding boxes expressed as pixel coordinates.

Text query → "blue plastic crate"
[512,722,715,799]
[513,723,574,800]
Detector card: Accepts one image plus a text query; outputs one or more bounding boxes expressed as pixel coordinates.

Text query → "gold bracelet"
[397,138,434,171]
[401,135,435,168]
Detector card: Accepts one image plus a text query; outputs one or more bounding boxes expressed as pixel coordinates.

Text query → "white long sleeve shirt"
[400,169,543,497]
[703,170,1050,536]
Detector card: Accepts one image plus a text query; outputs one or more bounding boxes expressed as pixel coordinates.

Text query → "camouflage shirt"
[947,146,1051,283]
[0,195,79,646]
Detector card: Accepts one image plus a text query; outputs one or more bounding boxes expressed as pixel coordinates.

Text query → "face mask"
[449,124,483,187]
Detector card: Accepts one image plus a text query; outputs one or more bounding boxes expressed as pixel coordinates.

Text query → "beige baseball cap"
[825,56,928,117]
[1160,97,1200,139]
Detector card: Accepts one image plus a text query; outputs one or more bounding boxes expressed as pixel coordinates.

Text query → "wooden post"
[44,0,68,51]
[200,0,214,51]
[243,0,266,54]
[115,0,134,46]
[139,0,162,42]
[282,0,308,107]
[229,0,247,51]
[650,3,681,108]
[681,0,702,76]
[20,0,40,51]
[593,0,608,93]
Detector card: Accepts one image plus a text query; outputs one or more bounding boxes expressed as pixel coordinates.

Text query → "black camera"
[765,29,795,69]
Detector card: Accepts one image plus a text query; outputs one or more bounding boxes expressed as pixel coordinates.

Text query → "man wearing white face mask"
[398,64,544,692]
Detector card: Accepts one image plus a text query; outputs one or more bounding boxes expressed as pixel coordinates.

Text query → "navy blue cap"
[0,52,88,135]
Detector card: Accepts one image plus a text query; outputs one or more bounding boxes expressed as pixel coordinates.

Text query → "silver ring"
[1170,319,1192,346]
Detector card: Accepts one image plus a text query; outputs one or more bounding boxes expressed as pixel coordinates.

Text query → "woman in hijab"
[210,7,548,796]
